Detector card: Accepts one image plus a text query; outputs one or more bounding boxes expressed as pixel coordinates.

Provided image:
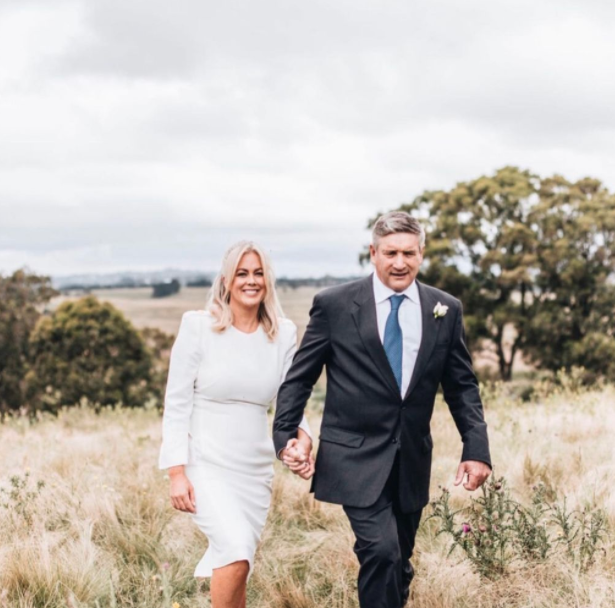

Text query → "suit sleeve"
[273,293,331,455]
[276,321,312,438]
[440,301,492,467]
[158,312,202,469]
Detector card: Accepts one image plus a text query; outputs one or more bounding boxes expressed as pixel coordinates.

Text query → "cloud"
[0,218,370,278]
[1,0,615,277]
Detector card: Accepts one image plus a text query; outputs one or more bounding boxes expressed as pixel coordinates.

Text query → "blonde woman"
[159,241,313,608]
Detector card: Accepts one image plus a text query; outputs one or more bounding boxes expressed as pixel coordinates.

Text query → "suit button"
[401,407,406,411]
[391,438,398,444]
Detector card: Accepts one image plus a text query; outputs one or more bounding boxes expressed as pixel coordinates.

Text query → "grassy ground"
[1,384,614,607]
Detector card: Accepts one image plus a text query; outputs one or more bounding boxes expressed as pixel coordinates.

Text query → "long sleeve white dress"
[158,310,310,578]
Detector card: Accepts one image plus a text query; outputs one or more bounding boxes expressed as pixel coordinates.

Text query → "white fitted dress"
[158,311,310,577]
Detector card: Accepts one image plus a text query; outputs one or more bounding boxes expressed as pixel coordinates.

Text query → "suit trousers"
[343,453,422,608]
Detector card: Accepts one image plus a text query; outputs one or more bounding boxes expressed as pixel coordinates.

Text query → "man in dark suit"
[273,211,491,608]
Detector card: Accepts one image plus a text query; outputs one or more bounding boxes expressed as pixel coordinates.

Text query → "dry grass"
[1,385,614,607]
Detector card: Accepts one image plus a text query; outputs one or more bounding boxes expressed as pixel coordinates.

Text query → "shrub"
[25,296,155,412]
[429,476,607,579]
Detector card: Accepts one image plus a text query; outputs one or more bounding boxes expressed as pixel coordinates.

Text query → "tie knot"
[389,294,405,312]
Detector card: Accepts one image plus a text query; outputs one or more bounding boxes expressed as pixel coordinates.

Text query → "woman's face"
[229,251,266,309]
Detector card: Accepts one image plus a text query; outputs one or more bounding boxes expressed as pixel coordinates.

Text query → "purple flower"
[462,523,472,534]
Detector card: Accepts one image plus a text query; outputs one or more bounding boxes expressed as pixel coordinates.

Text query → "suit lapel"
[403,281,442,400]
[351,276,401,399]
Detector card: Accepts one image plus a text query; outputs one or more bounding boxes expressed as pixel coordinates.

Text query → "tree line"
[1,166,613,415]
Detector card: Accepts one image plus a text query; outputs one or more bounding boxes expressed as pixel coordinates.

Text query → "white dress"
[158,311,310,577]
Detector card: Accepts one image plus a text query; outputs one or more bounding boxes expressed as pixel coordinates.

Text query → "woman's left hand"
[296,452,315,480]
[282,437,315,479]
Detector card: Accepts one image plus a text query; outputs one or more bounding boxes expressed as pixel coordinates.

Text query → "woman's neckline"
[230,323,262,336]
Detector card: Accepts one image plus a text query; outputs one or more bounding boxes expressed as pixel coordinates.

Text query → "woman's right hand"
[168,466,196,513]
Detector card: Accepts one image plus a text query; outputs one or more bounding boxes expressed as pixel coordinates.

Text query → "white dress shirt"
[373,273,423,396]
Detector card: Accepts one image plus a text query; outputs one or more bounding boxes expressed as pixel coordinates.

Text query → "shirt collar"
[372,272,420,305]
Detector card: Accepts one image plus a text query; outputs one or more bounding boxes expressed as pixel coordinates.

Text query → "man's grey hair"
[371,211,425,248]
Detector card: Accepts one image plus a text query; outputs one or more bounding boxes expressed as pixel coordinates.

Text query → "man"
[273,211,491,608]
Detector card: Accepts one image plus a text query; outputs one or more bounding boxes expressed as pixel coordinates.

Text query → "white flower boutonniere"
[433,302,449,319]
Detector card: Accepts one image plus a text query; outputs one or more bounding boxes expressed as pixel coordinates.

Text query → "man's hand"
[168,466,196,513]
[281,438,315,479]
[294,452,315,480]
[454,460,491,491]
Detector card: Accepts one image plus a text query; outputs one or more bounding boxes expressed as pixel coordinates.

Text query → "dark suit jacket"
[273,275,491,512]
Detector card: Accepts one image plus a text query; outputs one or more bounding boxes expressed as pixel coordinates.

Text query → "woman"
[158,241,313,608]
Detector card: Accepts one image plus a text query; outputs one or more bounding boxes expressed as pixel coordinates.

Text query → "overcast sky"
[1,0,615,278]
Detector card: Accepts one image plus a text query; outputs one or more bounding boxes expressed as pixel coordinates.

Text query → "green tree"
[0,269,58,414]
[525,176,615,380]
[365,167,615,381]
[26,296,155,412]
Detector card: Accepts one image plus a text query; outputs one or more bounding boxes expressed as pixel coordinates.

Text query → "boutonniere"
[433,302,449,319]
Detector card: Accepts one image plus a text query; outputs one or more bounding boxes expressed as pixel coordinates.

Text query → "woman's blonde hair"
[207,240,284,340]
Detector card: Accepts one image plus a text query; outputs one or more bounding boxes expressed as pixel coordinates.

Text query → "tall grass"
[1,384,614,607]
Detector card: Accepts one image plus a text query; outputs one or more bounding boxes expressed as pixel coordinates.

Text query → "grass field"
[1,385,614,607]
[50,287,319,339]
[5,287,610,607]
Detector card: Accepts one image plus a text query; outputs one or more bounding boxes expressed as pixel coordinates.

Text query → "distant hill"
[277,275,364,288]
[52,269,215,291]
[53,270,366,293]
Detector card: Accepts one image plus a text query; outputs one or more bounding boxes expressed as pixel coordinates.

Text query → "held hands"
[454,460,491,491]
[168,466,196,513]
[281,438,315,480]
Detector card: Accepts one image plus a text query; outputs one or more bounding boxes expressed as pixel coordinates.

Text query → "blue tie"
[383,295,405,392]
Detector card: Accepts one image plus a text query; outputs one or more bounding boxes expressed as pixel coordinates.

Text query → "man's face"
[370,232,424,292]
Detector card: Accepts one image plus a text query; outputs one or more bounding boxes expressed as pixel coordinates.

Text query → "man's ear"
[369,244,376,262]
